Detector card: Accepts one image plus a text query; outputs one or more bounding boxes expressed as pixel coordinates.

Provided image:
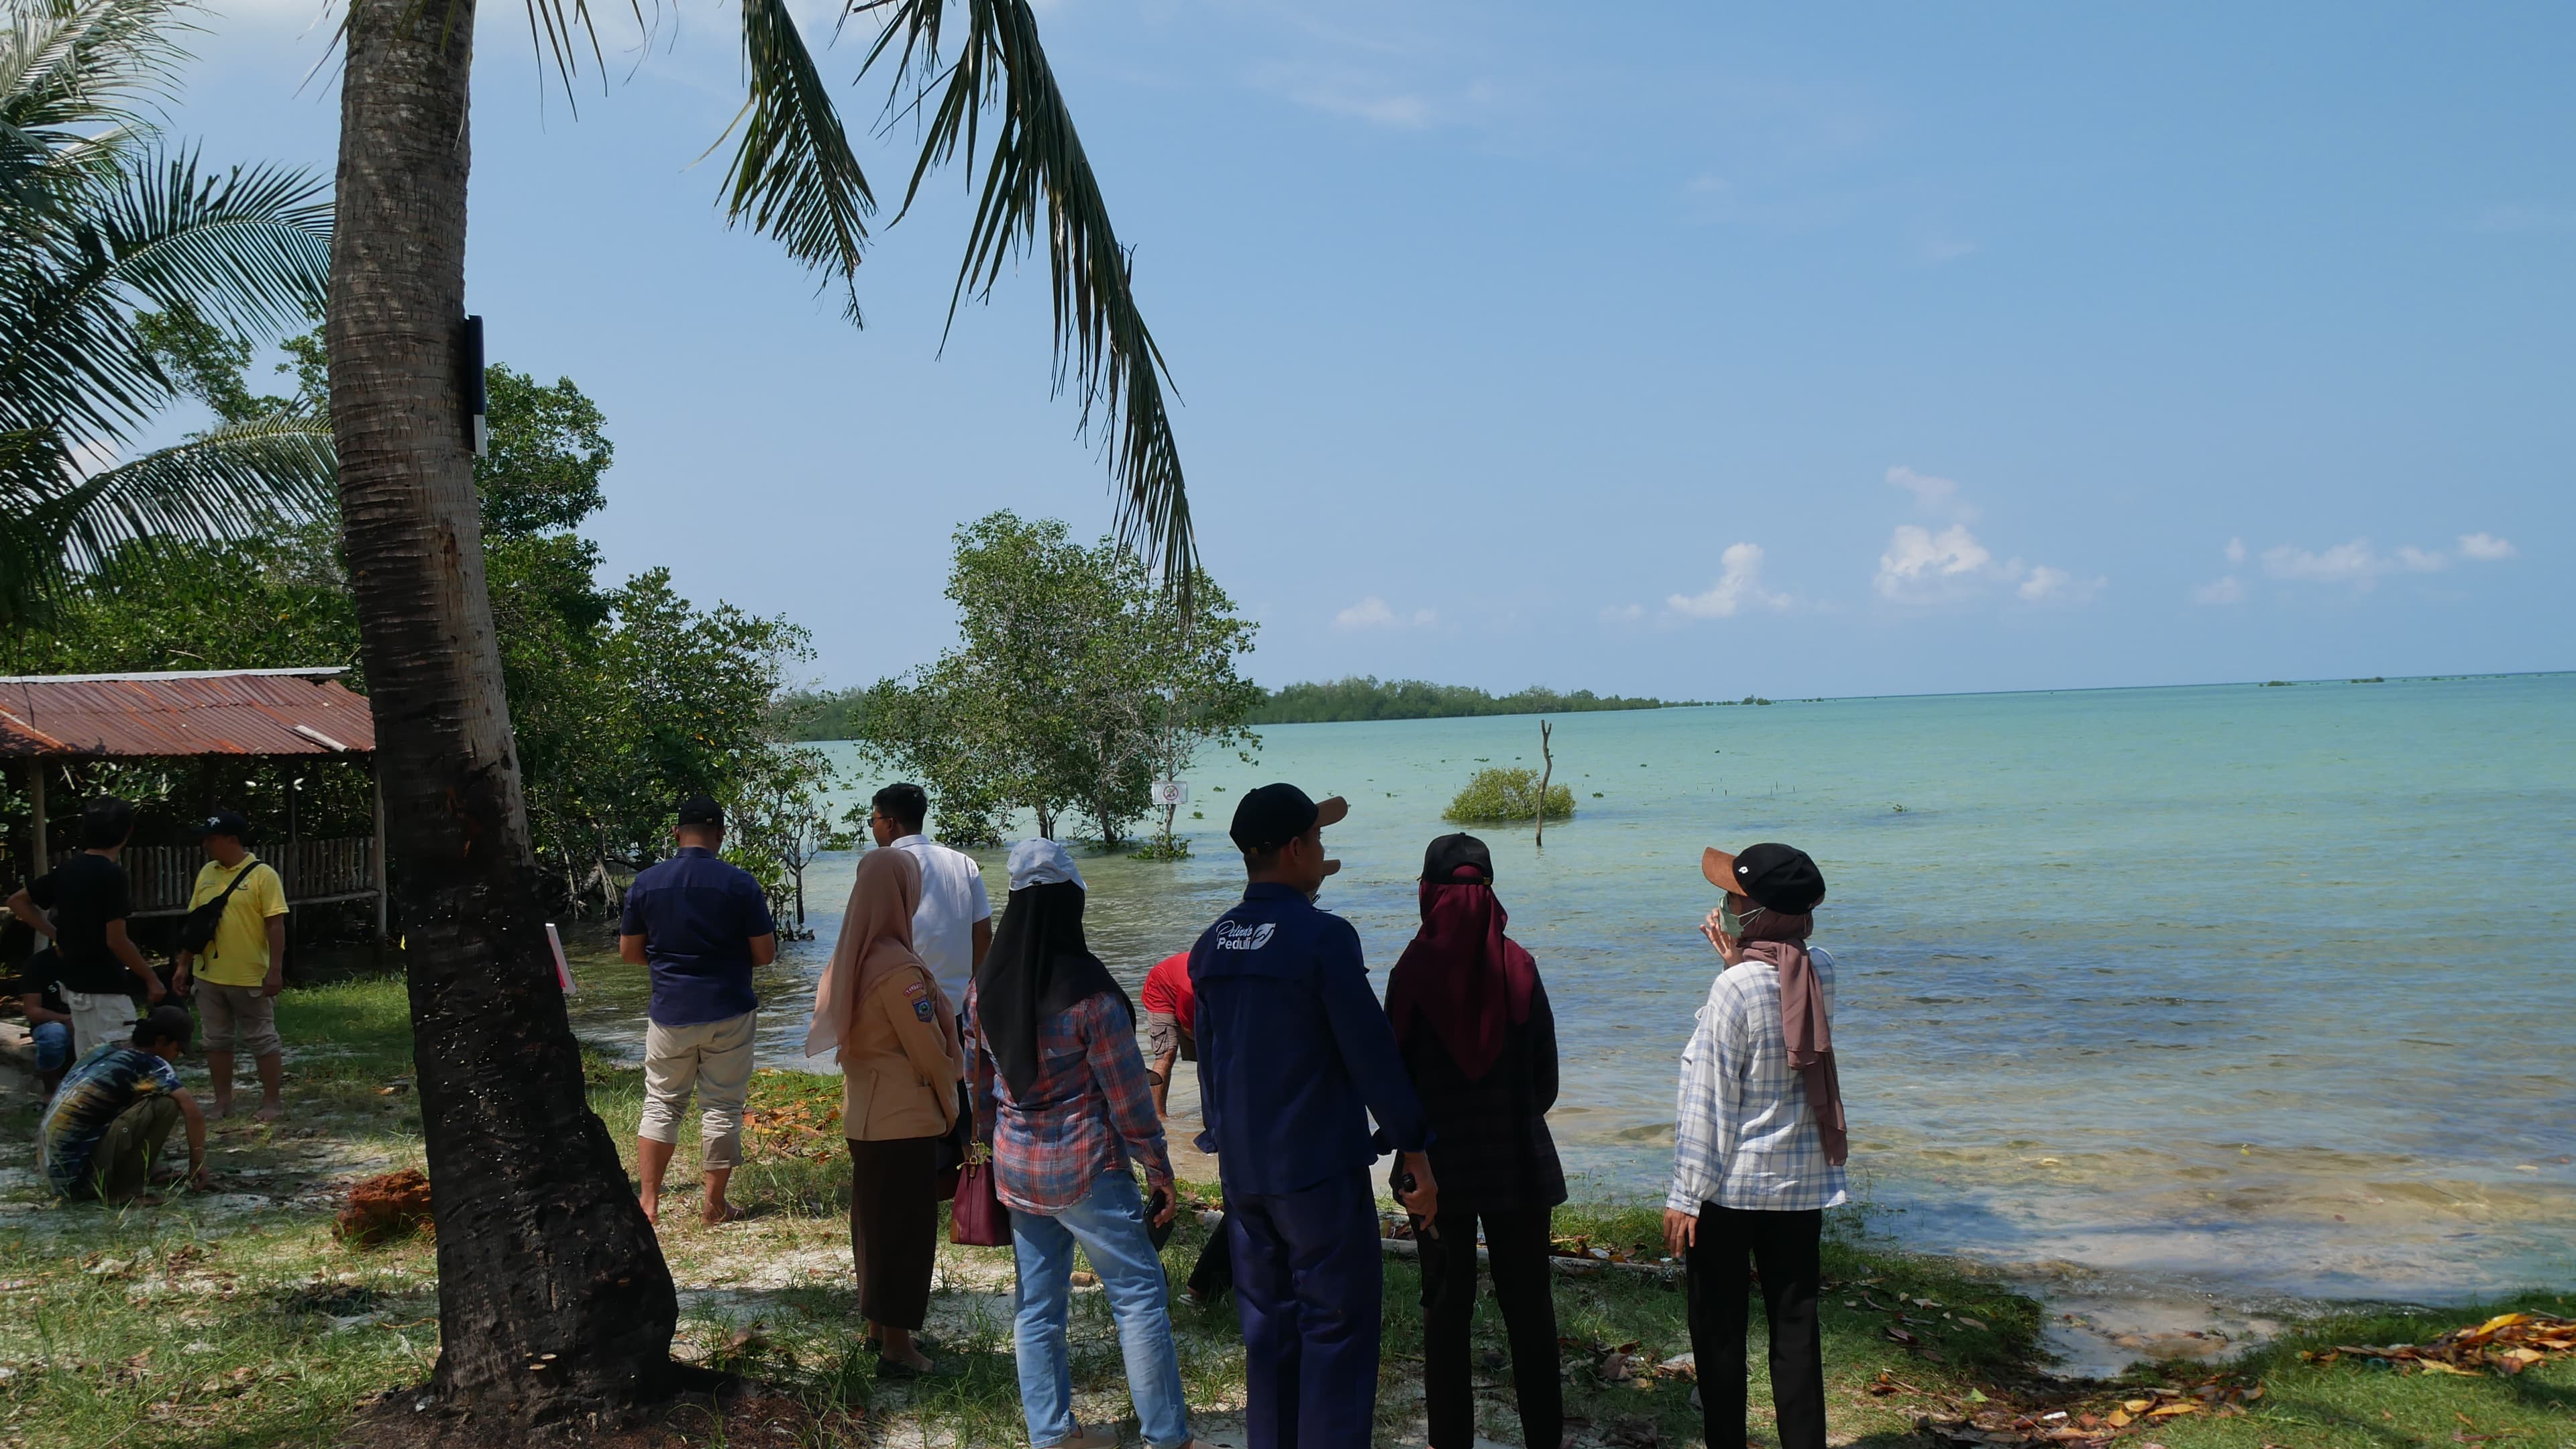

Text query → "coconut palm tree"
[328,0,1197,1422]
[0,0,333,625]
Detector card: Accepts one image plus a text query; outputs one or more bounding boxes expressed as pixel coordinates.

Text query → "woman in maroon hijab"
[1385,833,1565,1449]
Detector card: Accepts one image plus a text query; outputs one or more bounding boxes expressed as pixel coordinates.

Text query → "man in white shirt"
[868,784,992,1011]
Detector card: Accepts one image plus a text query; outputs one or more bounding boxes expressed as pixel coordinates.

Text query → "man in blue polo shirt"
[1191,784,1437,1448]
[619,795,778,1227]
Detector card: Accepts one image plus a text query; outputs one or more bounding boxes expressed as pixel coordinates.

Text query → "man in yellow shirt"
[170,810,289,1122]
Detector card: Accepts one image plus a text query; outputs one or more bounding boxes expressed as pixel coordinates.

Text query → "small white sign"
[1152,780,1189,807]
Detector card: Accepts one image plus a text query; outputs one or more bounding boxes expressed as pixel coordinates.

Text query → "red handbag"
[949,1148,1012,1248]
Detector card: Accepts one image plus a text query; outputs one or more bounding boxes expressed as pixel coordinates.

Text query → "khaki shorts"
[195,982,283,1059]
[64,990,138,1059]
[1142,1010,1195,1065]
[639,1011,757,1169]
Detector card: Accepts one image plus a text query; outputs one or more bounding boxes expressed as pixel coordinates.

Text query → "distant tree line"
[776,686,877,741]
[1244,677,1695,725]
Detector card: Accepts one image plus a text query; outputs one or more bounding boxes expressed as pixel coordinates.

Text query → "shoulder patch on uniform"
[912,998,935,1022]
[904,981,928,999]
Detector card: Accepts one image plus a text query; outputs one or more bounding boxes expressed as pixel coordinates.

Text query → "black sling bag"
[177,860,271,958]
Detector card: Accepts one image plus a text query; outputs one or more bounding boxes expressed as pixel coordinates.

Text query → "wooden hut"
[0,669,387,938]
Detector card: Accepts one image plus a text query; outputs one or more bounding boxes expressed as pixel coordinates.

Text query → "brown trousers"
[847,1135,941,1329]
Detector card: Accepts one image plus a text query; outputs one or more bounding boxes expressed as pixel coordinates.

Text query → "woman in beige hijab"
[806,847,962,1375]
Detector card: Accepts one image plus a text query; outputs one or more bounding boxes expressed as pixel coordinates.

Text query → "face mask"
[1719,898,1760,936]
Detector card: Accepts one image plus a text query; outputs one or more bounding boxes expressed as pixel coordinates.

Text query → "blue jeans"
[1011,1171,1193,1449]
[32,1020,70,1076]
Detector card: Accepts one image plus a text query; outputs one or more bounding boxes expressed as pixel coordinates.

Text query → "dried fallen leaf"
[2149,1401,2200,1417]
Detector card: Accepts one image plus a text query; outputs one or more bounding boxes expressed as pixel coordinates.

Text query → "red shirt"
[1140,951,1195,1031]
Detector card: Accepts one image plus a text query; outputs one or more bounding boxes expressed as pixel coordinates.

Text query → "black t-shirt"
[26,853,135,995]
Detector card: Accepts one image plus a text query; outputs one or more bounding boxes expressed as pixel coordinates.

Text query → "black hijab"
[975,880,1134,1099]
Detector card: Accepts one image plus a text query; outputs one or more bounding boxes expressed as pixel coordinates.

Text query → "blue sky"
[163,1,2569,700]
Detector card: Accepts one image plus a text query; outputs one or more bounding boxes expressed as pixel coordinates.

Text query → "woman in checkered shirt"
[1664,842,1849,1449]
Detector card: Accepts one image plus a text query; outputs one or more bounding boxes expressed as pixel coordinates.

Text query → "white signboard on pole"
[1151,780,1189,808]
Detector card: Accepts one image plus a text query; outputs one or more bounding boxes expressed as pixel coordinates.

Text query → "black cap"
[200,808,250,839]
[1421,832,1494,884]
[1228,784,1350,854]
[134,1004,195,1050]
[676,794,723,828]
[1702,842,1825,914]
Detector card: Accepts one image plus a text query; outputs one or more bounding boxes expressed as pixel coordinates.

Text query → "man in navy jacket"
[1191,784,1437,1448]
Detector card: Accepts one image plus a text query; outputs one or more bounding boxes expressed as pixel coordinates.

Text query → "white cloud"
[2224,537,2247,564]
[1599,602,1646,624]
[2017,565,2104,604]
[1871,466,2097,605]
[1665,542,1789,619]
[1886,464,1966,515]
[2458,532,2518,561]
[1874,523,1992,601]
[1334,596,1435,630]
[2261,539,2386,585]
[1290,86,1434,128]
[2192,576,2247,606]
[2261,537,2458,589]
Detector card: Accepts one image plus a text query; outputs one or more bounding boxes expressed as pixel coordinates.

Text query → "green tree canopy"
[4,352,828,916]
[857,511,1260,849]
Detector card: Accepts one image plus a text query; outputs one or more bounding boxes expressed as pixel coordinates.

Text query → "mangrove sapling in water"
[1443,766,1576,824]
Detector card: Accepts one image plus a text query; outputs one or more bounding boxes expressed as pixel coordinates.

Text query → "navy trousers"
[1226,1167,1383,1449]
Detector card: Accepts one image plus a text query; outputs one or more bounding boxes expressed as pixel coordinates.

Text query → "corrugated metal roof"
[0,671,376,760]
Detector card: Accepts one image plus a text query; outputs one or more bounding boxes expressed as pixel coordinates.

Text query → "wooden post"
[370,761,388,942]
[284,769,301,961]
[25,761,45,873]
[1534,718,1554,849]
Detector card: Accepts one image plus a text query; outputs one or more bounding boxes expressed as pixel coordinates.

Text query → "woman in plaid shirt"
[967,841,1213,1449]
[1663,842,1849,1449]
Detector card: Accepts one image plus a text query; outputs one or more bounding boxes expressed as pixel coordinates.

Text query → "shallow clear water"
[566,672,2576,1302]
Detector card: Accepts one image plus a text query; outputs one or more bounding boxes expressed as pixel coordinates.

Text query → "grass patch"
[3,973,2570,1448]
[2107,1293,2576,1448]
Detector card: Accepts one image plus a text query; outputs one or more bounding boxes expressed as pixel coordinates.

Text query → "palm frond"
[702,0,1194,592]
[0,232,166,435]
[0,424,73,624]
[1,0,193,217]
[0,1,330,627]
[0,146,328,439]
[877,1,1191,590]
[90,148,330,330]
[38,409,335,572]
[504,0,1196,588]
[714,0,875,320]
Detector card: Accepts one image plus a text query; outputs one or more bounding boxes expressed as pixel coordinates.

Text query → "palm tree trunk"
[327,0,677,1421]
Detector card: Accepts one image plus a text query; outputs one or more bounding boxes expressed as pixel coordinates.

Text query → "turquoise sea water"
[568,672,2576,1302]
